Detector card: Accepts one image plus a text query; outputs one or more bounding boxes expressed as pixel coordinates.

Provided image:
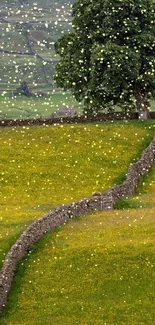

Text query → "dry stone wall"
[0,112,144,128]
[1,112,155,128]
[0,135,155,312]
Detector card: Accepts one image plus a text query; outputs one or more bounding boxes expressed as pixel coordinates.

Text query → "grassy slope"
[1,121,154,266]
[115,162,155,209]
[1,209,155,325]
[0,0,73,84]
[0,121,155,324]
[0,92,83,119]
[1,94,155,120]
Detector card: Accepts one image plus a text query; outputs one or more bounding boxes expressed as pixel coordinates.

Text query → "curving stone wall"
[0,135,155,312]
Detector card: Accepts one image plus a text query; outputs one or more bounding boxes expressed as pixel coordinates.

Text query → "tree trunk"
[134,89,150,120]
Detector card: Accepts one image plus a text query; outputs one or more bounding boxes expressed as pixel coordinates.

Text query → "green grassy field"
[115,162,155,209]
[0,52,56,84]
[0,92,155,119]
[0,121,155,265]
[0,121,155,324]
[0,0,73,85]
[0,91,83,119]
[1,208,155,325]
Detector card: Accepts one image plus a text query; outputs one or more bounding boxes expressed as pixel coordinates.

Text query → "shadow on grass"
[0,224,63,319]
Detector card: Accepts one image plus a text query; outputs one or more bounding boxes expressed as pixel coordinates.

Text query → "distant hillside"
[0,0,75,85]
[0,0,75,6]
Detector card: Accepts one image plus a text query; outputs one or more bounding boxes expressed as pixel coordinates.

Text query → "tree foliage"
[54,0,155,117]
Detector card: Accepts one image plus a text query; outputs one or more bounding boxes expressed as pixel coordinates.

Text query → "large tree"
[54,0,155,118]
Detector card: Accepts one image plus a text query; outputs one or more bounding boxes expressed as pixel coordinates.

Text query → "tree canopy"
[54,0,155,118]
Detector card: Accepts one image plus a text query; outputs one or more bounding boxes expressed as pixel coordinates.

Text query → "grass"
[1,209,155,325]
[0,121,155,263]
[0,90,155,119]
[115,163,155,209]
[0,52,56,84]
[150,99,155,110]
[0,91,155,119]
[0,84,54,91]
[0,91,83,119]
[0,121,155,324]
[0,0,71,85]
